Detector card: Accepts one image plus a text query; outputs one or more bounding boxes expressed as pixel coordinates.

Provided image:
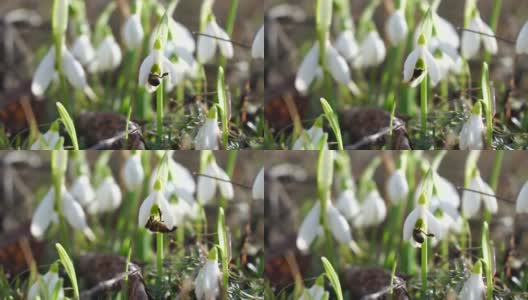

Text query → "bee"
[411,68,424,82]
[145,208,176,233]
[412,228,435,244]
[148,72,169,87]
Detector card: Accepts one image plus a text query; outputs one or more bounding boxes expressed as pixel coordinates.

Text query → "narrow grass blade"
[56,102,79,151]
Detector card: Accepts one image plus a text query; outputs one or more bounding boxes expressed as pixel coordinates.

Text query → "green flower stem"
[219,0,239,68]
[420,76,428,137]
[156,233,163,281]
[483,0,502,63]
[421,236,428,295]
[118,50,137,110]
[490,151,503,192]
[156,81,164,144]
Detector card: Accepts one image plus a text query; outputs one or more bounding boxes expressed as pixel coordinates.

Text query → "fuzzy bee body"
[411,68,424,82]
[412,228,435,244]
[148,72,169,87]
[145,217,176,233]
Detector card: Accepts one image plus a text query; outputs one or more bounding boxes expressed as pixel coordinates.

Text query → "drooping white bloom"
[516,22,528,55]
[150,154,196,199]
[30,185,95,241]
[295,41,359,95]
[429,38,464,75]
[195,248,221,300]
[516,181,528,213]
[197,18,233,63]
[138,39,183,93]
[459,261,485,300]
[415,13,460,49]
[386,10,408,46]
[353,30,386,69]
[252,25,265,59]
[462,171,498,218]
[386,169,409,204]
[252,167,264,200]
[336,189,360,220]
[462,13,498,59]
[27,266,64,300]
[354,190,387,227]
[296,201,353,253]
[403,35,441,87]
[459,102,485,150]
[89,35,122,73]
[31,127,62,150]
[194,107,221,150]
[31,45,93,97]
[89,176,122,214]
[122,14,144,49]
[70,175,95,206]
[292,119,326,150]
[335,29,359,61]
[122,153,145,191]
[197,159,234,204]
[403,195,443,247]
[138,184,176,231]
[71,34,95,65]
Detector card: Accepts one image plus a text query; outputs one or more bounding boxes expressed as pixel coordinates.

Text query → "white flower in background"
[292,119,326,150]
[123,14,144,49]
[403,194,443,247]
[194,107,221,150]
[336,188,360,220]
[462,170,498,218]
[459,261,485,300]
[353,30,386,69]
[150,155,196,200]
[31,44,93,97]
[459,102,485,150]
[71,34,95,65]
[27,265,64,300]
[386,10,408,46]
[195,248,221,300]
[138,182,176,231]
[168,18,196,54]
[138,39,183,93]
[415,13,460,49]
[252,167,264,200]
[122,152,144,191]
[296,201,353,253]
[354,190,387,227]
[386,169,409,204]
[89,176,122,214]
[89,35,122,73]
[516,181,528,213]
[197,18,233,63]
[335,29,359,61]
[295,40,359,95]
[429,36,464,75]
[403,35,441,87]
[462,12,498,59]
[169,196,198,226]
[31,126,62,150]
[30,185,95,241]
[252,25,265,59]
[298,278,328,300]
[516,22,528,55]
[70,175,95,206]
[197,159,234,204]
[427,174,463,234]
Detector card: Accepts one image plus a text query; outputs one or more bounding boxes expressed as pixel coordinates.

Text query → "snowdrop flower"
[195,248,221,300]
[138,39,182,93]
[298,277,328,300]
[150,155,196,198]
[252,25,264,59]
[403,35,441,87]
[70,175,95,206]
[516,181,528,213]
[403,194,443,247]
[194,107,221,150]
[89,176,122,214]
[31,44,92,97]
[197,18,233,63]
[295,40,359,95]
[292,118,327,150]
[30,124,62,150]
[336,188,360,220]
[516,22,528,55]
[71,34,95,65]
[386,169,409,204]
[138,181,176,231]
[252,167,264,200]
[27,264,64,300]
[296,201,353,253]
[197,158,234,204]
[353,29,386,69]
[386,10,408,46]
[462,11,498,59]
[122,152,144,191]
[354,190,387,227]
[459,102,485,150]
[462,170,498,218]
[89,34,122,73]
[459,261,485,300]
[31,185,95,241]
[123,14,144,49]
[415,13,460,49]
[335,29,359,61]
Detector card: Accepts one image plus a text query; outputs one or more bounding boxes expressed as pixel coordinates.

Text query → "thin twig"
[456,27,515,44]
[191,31,251,49]
[456,186,515,204]
[192,172,251,189]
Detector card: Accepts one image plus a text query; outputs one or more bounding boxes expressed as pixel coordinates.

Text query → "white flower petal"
[335,30,359,60]
[61,188,94,240]
[402,206,420,243]
[123,154,145,191]
[336,189,360,219]
[72,35,95,65]
[403,47,420,83]
[326,43,352,85]
[123,14,144,49]
[423,47,441,86]
[62,48,88,90]
[462,18,483,59]
[516,181,528,213]
[31,47,56,96]
[70,175,95,206]
[138,54,154,88]
[386,10,408,45]
[138,193,155,226]
[213,163,234,200]
[516,22,528,55]
[327,203,352,245]
[30,188,55,239]
[296,202,322,253]
[295,42,320,94]
[197,22,218,63]
[252,167,265,200]
[478,18,498,54]
[168,159,196,193]
[197,163,217,204]
[252,25,265,59]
